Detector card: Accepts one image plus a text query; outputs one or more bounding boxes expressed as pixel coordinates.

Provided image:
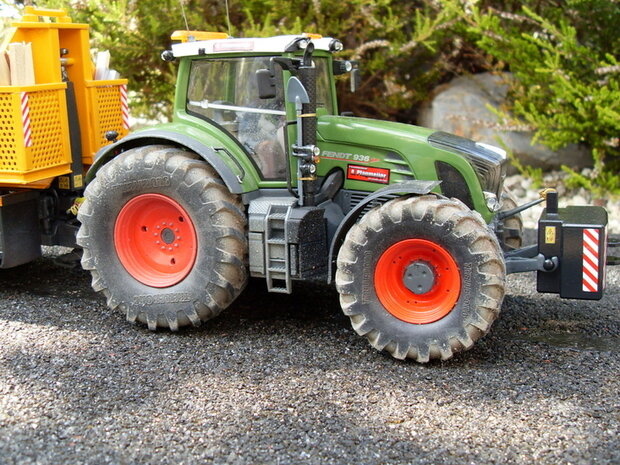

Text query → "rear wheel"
[335,195,505,362]
[77,145,248,330]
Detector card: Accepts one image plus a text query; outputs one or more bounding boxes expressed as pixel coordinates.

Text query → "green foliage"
[29,0,457,121]
[563,150,620,199]
[441,0,620,197]
[9,0,619,195]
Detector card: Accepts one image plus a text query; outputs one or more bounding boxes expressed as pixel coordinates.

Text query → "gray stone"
[418,72,592,171]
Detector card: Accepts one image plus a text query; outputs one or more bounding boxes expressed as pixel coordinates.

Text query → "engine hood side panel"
[316,116,494,222]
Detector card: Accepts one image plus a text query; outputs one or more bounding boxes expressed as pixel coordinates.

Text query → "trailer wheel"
[77,145,247,330]
[335,195,505,362]
[498,187,524,251]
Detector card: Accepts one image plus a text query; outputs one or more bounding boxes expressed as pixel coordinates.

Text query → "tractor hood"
[316,115,507,223]
[316,115,473,191]
[317,115,435,148]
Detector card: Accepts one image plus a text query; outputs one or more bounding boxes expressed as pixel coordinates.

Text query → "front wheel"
[77,145,248,330]
[335,195,506,362]
[497,187,524,251]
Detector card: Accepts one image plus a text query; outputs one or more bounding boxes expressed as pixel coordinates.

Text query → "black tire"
[498,187,524,251]
[335,195,505,362]
[77,145,248,330]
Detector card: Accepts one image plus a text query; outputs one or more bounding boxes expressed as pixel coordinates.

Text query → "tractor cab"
[171,33,340,182]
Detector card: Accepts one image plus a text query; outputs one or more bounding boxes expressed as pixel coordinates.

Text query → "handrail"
[21,6,72,23]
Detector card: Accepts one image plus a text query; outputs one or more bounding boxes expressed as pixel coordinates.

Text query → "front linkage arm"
[607,239,620,266]
[505,245,559,274]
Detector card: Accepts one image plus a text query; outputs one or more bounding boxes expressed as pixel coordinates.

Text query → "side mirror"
[333,60,352,75]
[333,60,361,93]
[286,76,309,106]
[256,69,276,99]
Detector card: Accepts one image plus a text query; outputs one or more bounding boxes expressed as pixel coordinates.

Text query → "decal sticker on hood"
[347,165,390,184]
[321,151,380,163]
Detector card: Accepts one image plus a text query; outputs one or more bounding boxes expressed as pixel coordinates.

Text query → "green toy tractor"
[78,31,613,362]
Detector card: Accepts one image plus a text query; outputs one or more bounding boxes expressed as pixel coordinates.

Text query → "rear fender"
[85,129,257,194]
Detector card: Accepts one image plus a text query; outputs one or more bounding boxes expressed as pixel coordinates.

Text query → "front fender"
[85,129,258,194]
[327,180,441,283]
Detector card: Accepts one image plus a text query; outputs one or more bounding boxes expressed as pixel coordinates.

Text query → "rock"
[417,73,592,171]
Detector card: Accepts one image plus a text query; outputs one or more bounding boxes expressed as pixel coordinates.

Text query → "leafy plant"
[563,150,620,199]
[29,0,456,121]
[441,0,620,197]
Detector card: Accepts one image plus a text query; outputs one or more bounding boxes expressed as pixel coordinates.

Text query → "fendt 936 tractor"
[77,29,617,362]
[1,9,616,362]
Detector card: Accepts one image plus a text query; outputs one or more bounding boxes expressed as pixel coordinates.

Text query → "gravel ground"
[1,183,619,464]
[0,236,619,465]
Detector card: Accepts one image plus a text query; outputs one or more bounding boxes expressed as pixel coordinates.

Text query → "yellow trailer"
[0,7,127,267]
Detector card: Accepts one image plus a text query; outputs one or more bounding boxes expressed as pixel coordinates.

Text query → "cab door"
[186,57,288,180]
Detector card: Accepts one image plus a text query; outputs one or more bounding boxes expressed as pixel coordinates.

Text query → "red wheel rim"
[374,239,461,324]
[114,194,197,287]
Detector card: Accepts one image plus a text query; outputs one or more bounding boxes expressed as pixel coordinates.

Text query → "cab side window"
[187,57,287,179]
[314,57,334,115]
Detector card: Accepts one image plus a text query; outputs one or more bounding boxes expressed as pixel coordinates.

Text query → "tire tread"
[336,195,506,363]
[77,145,247,330]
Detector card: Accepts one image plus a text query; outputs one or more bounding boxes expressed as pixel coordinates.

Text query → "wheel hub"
[114,193,198,288]
[374,239,461,324]
[161,227,176,244]
[403,261,436,295]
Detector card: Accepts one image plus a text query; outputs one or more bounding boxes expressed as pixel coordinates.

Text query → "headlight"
[329,39,343,52]
[484,191,501,212]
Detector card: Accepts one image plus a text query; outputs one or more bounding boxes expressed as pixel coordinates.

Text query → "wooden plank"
[8,42,35,86]
[0,52,10,86]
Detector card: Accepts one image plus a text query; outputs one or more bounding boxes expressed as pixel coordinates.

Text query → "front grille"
[435,161,474,209]
[428,131,507,197]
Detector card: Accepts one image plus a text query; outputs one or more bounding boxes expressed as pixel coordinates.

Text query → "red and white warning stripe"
[582,228,600,293]
[120,84,129,130]
[20,92,33,148]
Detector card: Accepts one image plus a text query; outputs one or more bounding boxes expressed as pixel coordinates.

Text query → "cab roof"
[171,33,340,58]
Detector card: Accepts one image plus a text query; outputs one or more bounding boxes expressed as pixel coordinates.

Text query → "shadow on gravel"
[2,231,619,463]
[0,256,347,333]
[1,253,619,463]
[1,253,619,362]
[1,324,618,464]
